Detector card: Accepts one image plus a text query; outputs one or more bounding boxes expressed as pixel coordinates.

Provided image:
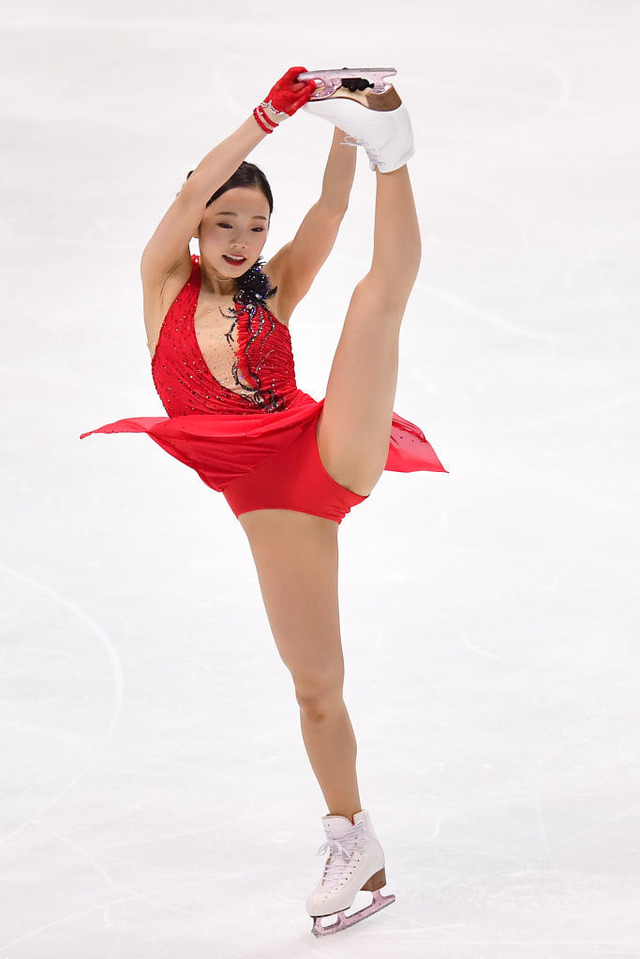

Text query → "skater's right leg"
[239,507,362,822]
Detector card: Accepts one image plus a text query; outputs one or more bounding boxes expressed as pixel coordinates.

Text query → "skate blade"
[311,889,396,937]
[298,68,397,100]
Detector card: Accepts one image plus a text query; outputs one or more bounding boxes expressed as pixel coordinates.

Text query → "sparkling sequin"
[151,256,298,417]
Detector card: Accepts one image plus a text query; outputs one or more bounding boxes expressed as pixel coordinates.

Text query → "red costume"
[81,256,446,522]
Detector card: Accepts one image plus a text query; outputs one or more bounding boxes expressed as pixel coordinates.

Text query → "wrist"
[253,104,275,134]
[262,99,289,125]
[253,100,288,135]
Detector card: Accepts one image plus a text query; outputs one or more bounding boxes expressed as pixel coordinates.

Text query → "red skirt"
[81,390,447,522]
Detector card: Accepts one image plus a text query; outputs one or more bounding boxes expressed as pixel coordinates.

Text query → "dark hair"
[186,161,276,306]
[207,161,273,213]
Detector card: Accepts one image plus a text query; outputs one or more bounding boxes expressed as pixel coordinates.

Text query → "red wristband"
[253,106,272,134]
[253,104,278,134]
[258,104,278,130]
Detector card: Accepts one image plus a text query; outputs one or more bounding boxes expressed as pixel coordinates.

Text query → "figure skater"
[82,66,446,936]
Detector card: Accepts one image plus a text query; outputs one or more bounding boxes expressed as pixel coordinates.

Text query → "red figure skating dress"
[81,256,446,523]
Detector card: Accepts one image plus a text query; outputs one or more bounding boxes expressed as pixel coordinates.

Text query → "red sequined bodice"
[152,256,299,416]
[82,255,447,495]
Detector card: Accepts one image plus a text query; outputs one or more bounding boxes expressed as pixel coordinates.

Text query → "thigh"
[317,278,404,497]
[239,509,345,690]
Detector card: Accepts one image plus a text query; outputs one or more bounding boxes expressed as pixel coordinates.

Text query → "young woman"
[82,67,446,936]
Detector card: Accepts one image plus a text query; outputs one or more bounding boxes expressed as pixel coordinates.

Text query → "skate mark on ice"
[505,390,640,431]
[0,817,297,953]
[414,38,572,163]
[544,798,640,856]
[0,856,197,954]
[531,478,640,522]
[425,185,528,276]
[617,730,640,766]
[418,281,560,342]
[517,711,640,855]
[0,563,124,846]
[562,218,640,293]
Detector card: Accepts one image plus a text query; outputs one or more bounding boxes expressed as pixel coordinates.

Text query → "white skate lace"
[342,134,383,167]
[316,822,366,890]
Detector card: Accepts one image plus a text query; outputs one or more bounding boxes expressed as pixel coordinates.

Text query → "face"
[197,186,270,278]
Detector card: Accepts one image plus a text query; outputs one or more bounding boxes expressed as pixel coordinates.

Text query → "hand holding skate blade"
[253,66,317,133]
[298,67,397,100]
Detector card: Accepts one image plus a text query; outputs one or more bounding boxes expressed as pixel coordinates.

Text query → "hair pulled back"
[186,161,276,307]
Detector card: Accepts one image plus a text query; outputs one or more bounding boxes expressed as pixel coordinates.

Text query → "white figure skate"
[302,69,414,173]
[306,810,396,937]
[298,67,397,99]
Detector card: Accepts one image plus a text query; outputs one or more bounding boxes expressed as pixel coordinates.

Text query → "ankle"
[327,806,363,823]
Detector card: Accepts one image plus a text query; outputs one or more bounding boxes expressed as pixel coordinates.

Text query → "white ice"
[1,1,639,956]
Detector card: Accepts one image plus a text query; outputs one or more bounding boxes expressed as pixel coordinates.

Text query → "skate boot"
[302,69,414,173]
[306,809,396,937]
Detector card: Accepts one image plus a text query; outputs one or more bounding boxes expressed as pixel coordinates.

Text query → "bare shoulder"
[142,250,194,356]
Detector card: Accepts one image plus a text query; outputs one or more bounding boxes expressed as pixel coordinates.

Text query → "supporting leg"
[239,508,361,820]
[239,510,395,936]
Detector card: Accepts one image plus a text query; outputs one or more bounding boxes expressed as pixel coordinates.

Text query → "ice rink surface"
[1,1,639,956]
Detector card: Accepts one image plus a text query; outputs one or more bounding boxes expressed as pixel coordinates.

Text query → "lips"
[223,255,246,266]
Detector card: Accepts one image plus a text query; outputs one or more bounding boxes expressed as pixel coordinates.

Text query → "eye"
[217,222,232,229]
[252,227,265,233]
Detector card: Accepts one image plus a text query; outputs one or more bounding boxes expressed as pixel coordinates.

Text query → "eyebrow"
[216,211,268,220]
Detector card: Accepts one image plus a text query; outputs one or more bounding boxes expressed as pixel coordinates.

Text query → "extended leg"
[317,164,421,496]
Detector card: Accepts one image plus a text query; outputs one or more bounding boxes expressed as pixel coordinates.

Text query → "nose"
[230,233,248,250]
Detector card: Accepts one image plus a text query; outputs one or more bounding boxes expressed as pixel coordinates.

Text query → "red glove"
[253,66,317,134]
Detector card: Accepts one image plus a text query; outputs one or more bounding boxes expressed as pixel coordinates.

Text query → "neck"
[200,260,237,298]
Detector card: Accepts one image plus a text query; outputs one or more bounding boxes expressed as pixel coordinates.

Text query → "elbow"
[332,194,349,217]
[318,199,349,222]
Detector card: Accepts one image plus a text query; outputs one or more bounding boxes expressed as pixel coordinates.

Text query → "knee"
[294,671,344,723]
[352,273,413,316]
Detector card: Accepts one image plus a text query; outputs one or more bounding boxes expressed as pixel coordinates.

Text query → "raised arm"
[140,68,316,301]
[265,127,358,319]
[140,118,267,291]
